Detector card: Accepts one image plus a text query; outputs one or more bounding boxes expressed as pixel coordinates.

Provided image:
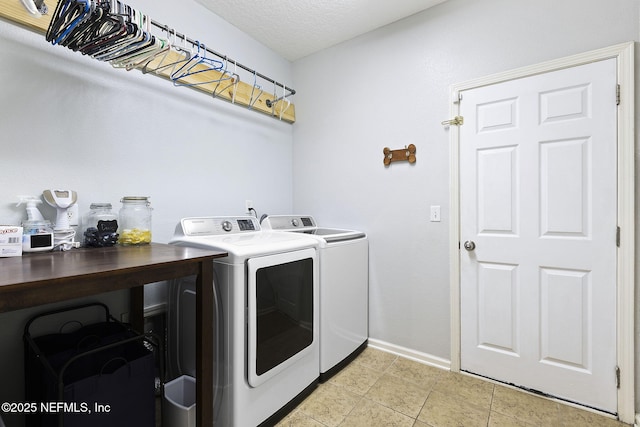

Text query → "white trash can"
[163,375,196,427]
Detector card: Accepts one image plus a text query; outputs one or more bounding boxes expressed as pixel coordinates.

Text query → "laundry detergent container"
[163,375,196,427]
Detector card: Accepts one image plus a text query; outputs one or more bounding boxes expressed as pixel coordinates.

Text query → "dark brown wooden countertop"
[0,243,226,313]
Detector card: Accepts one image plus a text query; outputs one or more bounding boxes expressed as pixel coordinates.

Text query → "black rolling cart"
[24,303,163,427]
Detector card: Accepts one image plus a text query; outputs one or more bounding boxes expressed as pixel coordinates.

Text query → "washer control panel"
[262,215,316,231]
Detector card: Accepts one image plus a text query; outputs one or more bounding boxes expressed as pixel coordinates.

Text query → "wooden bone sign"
[383,144,416,166]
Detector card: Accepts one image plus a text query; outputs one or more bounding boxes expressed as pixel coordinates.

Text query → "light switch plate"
[430,205,441,222]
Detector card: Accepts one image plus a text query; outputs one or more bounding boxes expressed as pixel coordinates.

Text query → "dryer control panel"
[178,216,260,236]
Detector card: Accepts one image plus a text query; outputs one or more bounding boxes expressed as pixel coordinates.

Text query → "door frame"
[448,42,634,423]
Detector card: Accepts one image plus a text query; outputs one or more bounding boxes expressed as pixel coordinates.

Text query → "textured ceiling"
[196,0,449,61]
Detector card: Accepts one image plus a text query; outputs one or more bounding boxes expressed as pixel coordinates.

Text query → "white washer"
[169,216,319,427]
[261,215,368,381]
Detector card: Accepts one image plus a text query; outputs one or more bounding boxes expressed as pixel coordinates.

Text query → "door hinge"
[442,116,464,126]
[615,366,621,389]
[616,84,620,105]
[616,226,620,247]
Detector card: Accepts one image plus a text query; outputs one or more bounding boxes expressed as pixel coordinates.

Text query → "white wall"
[292,0,639,389]
[3,0,640,421]
[0,1,294,425]
[0,0,294,239]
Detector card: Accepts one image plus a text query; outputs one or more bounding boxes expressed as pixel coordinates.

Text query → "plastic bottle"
[16,196,45,221]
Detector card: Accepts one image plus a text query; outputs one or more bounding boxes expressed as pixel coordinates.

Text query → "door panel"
[540,84,590,123]
[477,97,518,132]
[540,267,590,370]
[540,138,589,237]
[460,58,617,412]
[477,262,518,355]
[477,146,518,234]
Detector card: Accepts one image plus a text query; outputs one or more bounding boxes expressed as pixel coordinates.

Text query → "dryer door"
[247,248,317,387]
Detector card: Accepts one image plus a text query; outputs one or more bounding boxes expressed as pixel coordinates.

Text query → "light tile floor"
[276,347,630,427]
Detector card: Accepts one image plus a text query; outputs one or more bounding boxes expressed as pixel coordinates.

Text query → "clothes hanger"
[78,14,128,56]
[277,85,291,120]
[62,3,103,51]
[62,0,96,46]
[94,7,152,62]
[45,0,78,42]
[142,32,192,77]
[85,1,142,60]
[78,1,134,57]
[212,59,240,101]
[120,36,170,71]
[139,26,175,74]
[46,0,92,46]
[110,12,167,68]
[170,42,225,87]
[64,1,119,52]
[248,71,263,109]
[206,56,237,94]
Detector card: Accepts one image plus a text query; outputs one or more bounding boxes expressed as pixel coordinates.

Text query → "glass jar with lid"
[83,203,119,247]
[118,196,152,245]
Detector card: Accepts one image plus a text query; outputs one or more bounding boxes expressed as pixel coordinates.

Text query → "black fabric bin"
[24,303,158,427]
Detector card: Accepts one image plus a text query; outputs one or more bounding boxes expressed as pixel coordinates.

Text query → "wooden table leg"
[196,260,214,427]
[130,286,144,333]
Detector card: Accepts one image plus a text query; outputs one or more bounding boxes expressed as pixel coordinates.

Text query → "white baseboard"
[634,413,639,427]
[367,338,451,371]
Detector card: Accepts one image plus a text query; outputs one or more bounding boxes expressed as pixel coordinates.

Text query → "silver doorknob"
[463,241,476,251]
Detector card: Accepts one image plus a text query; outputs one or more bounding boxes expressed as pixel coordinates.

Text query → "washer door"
[247,248,317,387]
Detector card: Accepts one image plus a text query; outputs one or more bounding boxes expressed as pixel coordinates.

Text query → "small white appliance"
[261,215,369,381]
[42,190,78,250]
[169,216,319,426]
[42,189,77,231]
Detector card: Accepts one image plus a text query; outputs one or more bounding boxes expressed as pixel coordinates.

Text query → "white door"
[460,58,617,412]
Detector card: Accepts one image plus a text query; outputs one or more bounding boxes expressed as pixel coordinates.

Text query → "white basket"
[163,375,196,427]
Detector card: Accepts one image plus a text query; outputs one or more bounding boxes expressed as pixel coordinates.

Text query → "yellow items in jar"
[119,228,152,245]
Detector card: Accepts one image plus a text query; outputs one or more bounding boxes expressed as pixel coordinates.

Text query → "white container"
[0,225,23,257]
[21,220,53,252]
[163,375,196,427]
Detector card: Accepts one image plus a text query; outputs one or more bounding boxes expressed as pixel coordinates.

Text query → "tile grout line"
[486,383,497,427]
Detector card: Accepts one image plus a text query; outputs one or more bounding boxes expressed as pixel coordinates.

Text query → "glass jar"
[118,196,152,245]
[83,203,118,247]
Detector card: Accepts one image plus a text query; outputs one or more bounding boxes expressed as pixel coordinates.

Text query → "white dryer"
[261,215,368,381]
[168,216,319,427]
